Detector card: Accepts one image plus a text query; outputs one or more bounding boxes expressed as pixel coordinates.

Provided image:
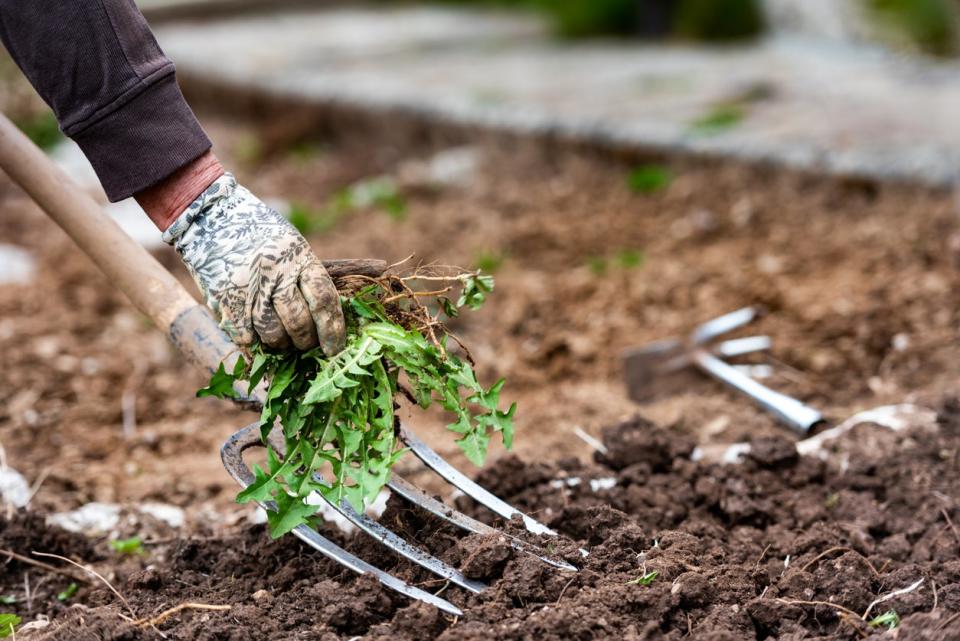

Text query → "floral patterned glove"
[162,174,346,354]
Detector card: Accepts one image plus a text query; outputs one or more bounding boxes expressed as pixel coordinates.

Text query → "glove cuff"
[161,173,238,245]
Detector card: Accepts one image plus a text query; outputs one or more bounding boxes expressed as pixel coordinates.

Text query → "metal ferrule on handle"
[691,347,823,435]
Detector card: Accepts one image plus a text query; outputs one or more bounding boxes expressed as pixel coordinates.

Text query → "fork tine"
[388,476,578,572]
[714,335,771,357]
[220,425,464,615]
[316,482,487,594]
[398,424,557,536]
[288,525,463,616]
[691,306,758,344]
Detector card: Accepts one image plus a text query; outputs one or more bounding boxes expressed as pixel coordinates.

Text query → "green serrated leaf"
[207,277,516,537]
[456,428,491,467]
[267,492,319,538]
[197,360,242,399]
[303,336,381,404]
[0,614,20,639]
[247,352,271,394]
[439,297,459,318]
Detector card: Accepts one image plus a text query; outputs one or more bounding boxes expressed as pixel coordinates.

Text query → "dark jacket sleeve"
[0,0,211,201]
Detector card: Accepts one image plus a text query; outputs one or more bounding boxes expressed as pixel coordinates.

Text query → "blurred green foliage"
[288,201,340,235]
[546,0,646,38]
[585,248,645,275]
[383,0,766,41]
[288,177,407,235]
[614,248,645,269]
[16,110,62,150]
[690,102,745,134]
[674,0,765,41]
[627,164,673,193]
[868,0,958,56]
[474,249,508,272]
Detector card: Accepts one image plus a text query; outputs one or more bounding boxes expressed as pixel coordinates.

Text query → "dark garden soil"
[2,83,960,638]
[2,410,959,640]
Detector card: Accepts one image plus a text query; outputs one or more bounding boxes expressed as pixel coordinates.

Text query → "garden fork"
[0,114,574,617]
[623,307,825,435]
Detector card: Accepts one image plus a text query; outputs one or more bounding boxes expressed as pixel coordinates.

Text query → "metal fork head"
[221,421,577,613]
[623,307,766,402]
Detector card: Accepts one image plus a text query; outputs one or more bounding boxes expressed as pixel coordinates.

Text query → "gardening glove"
[162,173,346,354]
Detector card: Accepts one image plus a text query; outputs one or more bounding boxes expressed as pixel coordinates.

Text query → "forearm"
[135,150,225,230]
[0,0,211,202]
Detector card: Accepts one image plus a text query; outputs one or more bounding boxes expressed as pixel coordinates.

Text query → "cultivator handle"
[0,113,383,388]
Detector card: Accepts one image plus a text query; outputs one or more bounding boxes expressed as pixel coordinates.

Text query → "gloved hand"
[162,174,345,354]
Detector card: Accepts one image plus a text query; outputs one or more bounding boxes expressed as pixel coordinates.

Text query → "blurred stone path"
[155,6,960,185]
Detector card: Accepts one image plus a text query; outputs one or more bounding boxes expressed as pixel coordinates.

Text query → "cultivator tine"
[387,476,578,572]
[714,335,771,358]
[221,425,465,615]
[317,479,487,594]
[690,306,758,344]
[289,524,463,616]
[398,424,557,536]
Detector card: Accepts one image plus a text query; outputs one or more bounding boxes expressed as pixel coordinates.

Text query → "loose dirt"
[3,410,958,639]
[2,88,960,638]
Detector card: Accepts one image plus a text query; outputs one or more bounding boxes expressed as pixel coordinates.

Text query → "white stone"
[0,244,36,285]
[48,502,121,534]
[139,502,186,528]
[0,467,31,508]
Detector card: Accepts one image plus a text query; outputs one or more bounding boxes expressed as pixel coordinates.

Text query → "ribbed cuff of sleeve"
[71,73,211,202]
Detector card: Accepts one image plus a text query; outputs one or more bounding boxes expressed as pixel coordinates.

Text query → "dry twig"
[799,546,881,580]
[136,602,231,628]
[862,578,924,619]
[555,576,578,605]
[774,598,862,620]
[32,551,136,621]
[941,508,960,549]
[0,548,88,584]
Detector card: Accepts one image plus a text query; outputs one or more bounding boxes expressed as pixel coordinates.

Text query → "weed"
[627,570,658,586]
[0,597,13,606]
[57,582,78,602]
[200,271,514,538]
[0,614,19,639]
[868,609,900,630]
[627,165,672,194]
[824,493,840,509]
[615,248,645,269]
[109,537,144,556]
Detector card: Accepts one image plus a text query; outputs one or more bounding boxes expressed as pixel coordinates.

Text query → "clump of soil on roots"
[3,403,958,640]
